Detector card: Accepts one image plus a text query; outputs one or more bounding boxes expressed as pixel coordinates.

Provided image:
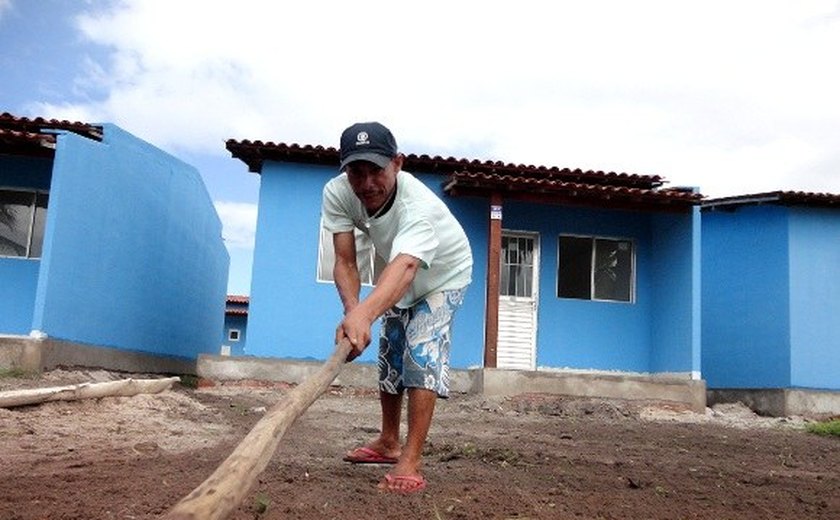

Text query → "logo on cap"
[356,131,370,146]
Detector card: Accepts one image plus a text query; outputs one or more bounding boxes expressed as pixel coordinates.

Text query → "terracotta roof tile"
[703,191,840,210]
[226,139,698,212]
[445,171,701,211]
[225,294,249,316]
[225,140,665,189]
[0,127,56,149]
[0,112,103,141]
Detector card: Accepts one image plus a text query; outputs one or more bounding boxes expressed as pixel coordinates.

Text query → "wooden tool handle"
[162,338,354,520]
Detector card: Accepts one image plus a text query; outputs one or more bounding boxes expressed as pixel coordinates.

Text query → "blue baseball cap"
[339,122,398,171]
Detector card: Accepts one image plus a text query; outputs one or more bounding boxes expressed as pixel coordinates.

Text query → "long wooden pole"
[0,377,179,408]
[162,339,353,520]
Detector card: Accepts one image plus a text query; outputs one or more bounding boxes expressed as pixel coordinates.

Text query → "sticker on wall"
[490,204,503,220]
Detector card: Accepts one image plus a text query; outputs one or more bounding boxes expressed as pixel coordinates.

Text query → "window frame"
[0,187,49,260]
[316,220,384,286]
[556,233,636,304]
[228,329,241,342]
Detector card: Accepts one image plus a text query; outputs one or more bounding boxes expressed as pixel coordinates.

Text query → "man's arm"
[339,253,421,360]
[332,231,361,314]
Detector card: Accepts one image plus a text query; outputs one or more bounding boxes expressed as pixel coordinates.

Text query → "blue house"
[222,295,249,356]
[224,139,705,406]
[0,113,229,373]
[702,191,840,415]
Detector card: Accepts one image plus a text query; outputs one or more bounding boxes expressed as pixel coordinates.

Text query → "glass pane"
[558,236,592,299]
[0,190,34,257]
[354,230,374,285]
[594,239,633,302]
[507,265,517,295]
[372,252,387,285]
[316,222,379,286]
[316,225,335,281]
[523,266,533,297]
[501,235,535,297]
[29,193,48,258]
[500,262,510,296]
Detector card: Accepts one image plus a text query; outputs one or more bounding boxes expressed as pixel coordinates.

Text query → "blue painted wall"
[1,155,53,190]
[0,155,54,334]
[223,314,248,356]
[494,202,697,374]
[31,125,229,359]
[0,260,40,334]
[649,210,702,375]
[788,208,840,390]
[246,162,488,366]
[701,206,791,388]
[247,160,698,374]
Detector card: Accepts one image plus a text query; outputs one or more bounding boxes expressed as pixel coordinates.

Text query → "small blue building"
[222,295,249,357]
[0,113,229,372]
[702,191,840,415]
[226,139,704,389]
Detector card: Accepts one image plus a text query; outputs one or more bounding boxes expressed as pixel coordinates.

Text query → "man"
[321,121,472,494]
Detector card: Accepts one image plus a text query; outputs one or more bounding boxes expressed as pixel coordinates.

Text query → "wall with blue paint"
[0,155,54,334]
[31,125,229,359]
[494,202,696,374]
[788,208,840,390]
[1,155,53,190]
[701,206,791,388]
[649,209,701,374]
[0,260,40,334]
[417,177,487,369]
[247,162,345,360]
[223,314,248,356]
[247,161,698,373]
[246,163,487,367]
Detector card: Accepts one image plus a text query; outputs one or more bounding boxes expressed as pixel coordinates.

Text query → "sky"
[2,0,839,296]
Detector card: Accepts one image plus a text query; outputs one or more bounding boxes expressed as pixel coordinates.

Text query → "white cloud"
[29,0,840,198]
[214,201,257,250]
[0,0,11,20]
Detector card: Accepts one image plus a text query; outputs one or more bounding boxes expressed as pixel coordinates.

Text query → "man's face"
[345,156,402,213]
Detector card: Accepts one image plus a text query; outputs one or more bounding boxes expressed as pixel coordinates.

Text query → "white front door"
[497,231,539,370]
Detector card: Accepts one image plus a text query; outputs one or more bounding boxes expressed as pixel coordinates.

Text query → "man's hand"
[336,306,373,362]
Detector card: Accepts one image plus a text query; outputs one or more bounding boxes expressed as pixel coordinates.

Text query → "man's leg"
[374,390,403,456]
[378,387,436,490]
[346,308,406,461]
[379,288,466,491]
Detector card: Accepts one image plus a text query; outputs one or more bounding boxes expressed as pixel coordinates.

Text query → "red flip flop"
[378,473,427,494]
[343,446,399,464]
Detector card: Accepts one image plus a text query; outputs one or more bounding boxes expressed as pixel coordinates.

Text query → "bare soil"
[0,368,838,520]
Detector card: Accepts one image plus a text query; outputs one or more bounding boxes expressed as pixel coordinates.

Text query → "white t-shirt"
[321,170,473,308]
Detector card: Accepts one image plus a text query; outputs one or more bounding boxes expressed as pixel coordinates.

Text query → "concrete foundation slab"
[197,355,706,411]
[0,336,194,375]
[708,388,840,418]
[197,354,481,394]
[479,368,707,412]
[2,338,709,412]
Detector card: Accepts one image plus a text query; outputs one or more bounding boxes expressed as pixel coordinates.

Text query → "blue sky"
[2,0,839,296]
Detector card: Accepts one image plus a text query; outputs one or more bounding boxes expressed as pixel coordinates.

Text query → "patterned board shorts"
[378,287,467,398]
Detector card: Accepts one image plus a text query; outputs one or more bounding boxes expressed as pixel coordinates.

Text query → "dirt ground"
[0,369,838,520]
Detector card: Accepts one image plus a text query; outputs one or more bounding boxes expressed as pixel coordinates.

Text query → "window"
[500,234,535,297]
[0,189,49,259]
[228,329,241,342]
[558,235,634,302]
[316,221,385,285]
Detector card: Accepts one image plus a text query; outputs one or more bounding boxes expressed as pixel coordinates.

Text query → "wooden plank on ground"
[0,377,180,408]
